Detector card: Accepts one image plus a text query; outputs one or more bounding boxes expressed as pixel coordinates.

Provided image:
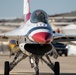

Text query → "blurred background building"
[49,11,76,33]
[0,11,76,33]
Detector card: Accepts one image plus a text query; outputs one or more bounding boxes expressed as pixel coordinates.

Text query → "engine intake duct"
[24,44,52,55]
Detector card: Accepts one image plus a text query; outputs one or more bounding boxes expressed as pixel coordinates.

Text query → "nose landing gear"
[29,55,60,75]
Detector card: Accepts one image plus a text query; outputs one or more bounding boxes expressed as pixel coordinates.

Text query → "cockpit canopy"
[30,9,48,23]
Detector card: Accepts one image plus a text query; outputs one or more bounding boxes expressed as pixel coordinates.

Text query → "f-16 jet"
[0,0,76,75]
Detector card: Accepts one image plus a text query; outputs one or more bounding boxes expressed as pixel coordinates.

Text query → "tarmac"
[0,52,76,75]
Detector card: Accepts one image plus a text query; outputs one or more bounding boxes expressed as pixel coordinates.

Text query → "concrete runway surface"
[0,54,76,75]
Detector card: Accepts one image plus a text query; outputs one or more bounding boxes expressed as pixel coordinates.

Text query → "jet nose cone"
[32,32,52,44]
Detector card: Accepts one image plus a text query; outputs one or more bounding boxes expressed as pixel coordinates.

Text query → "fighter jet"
[0,0,76,75]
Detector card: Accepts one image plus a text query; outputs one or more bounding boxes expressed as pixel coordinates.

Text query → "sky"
[0,0,76,19]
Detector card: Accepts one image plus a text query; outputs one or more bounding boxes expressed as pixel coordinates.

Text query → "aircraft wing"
[0,26,27,41]
[53,33,76,42]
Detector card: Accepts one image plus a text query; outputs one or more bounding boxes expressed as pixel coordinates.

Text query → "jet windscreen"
[30,10,48,23]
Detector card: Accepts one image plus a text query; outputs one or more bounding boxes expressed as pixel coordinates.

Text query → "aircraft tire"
[35,68,39,75]
[4,61,10,75]
[54,62,60,75]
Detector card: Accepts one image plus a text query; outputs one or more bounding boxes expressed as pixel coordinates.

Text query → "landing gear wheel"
[4,61,10,75]
[35,68,39,75]
[54,62,60,75]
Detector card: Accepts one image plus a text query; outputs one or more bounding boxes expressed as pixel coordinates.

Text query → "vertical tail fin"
[23,0,30,22]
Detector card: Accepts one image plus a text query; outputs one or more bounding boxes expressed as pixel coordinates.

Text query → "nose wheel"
[4,61,10,75]
[35,67,39,75]
[34,56,39,75]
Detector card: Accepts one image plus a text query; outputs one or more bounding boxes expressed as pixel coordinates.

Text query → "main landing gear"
[4,51,27,75]
[41,55,60,75]
[4,53,60,75]
[4,61,10,75]
[54,62,60,75]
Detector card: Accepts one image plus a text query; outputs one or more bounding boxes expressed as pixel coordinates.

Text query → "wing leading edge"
[0,24,28,40]
[53,33,76,42]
